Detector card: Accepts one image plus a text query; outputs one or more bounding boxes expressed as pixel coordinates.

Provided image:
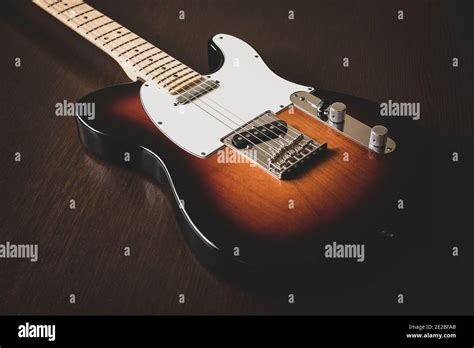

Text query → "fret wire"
[77,14,105,28]
[172,76,205,95]
[36,0,203,91]
[163,68,195,87]
[138,55,174,73]
[95,26,124,40]
[102,32,133,46]
[86,20,115,34]
[110,37,141,52]
[156,65,188,84]
[162,66,191,82]
[67,8,94,22]
[153,62,183,81]
[158,64,187,87]
[169,73,202,92]
[47,0,62,8]
[58,2,85,15]
[118,41,150,57]
[145,58,177,77]
[131,51,162,67]
[126,44,157,60]
[168,70,199,85]
[137,53,170,71]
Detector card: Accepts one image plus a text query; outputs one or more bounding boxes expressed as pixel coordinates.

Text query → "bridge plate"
[222,111,327,179]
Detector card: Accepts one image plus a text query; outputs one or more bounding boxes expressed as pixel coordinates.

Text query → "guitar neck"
[33,0,203,94]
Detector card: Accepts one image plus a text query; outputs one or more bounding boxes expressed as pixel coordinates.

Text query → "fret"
[117,41,149,57]
[145,58,178,77]
[102,32,133,46]
[168,72,201,89]
[86,20,115,35]
[162,67,195,87]
[158,67,194,88]
[137,53,169,71]
[153,63,183,81]
[47,0,62,8]
[67,8,94,22]
[161,66,191,84]
[77,14,105,28]
[131,51,162,67]
[86,16,118,33]
[58,2,85,15]
[128,46,159,61]
[139,54,173,73]
[95,26,124,40]
[171,75,205,95]
[33,0,203,91]
[110,37,141,52]
[155,63,187,83]
[119,41,154,61]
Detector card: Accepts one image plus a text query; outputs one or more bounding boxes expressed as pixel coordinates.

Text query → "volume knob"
[369,125,388,148]
[328,102,346,123]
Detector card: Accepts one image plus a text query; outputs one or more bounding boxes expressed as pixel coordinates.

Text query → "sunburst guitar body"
[34,0,418,277]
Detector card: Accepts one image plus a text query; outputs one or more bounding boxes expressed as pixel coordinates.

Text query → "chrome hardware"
[222,111,326,179]
[290,91,396,154]
[328,102,346,123]
[369,125,388,148]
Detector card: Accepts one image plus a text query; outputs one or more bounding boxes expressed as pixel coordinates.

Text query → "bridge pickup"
[222,111,327,180]
[231,120,288,149]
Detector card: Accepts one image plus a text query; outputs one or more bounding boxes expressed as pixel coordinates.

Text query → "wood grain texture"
[0,0,472,315]
[76,81,404,270]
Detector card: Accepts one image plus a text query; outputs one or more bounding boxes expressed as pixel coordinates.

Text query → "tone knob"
[369,125,388,148]
[328,102,346,123]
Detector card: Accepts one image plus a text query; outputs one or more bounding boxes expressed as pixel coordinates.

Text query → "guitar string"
[47,0,303,150]
[48,1,303,162]
[46,2,283,168]
[44,0,304,146]
[47,1,238,129]
[171,77,304,144]
[48,2,297,163]
[52,0,306,148]
[45,3,254,131]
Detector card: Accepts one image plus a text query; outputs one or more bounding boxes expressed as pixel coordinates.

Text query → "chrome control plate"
[290,92,396,154]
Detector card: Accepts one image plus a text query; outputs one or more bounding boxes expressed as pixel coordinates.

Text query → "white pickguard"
[140,33,311,158]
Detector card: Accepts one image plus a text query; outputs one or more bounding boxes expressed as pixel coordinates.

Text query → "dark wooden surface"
[0,0,472,315]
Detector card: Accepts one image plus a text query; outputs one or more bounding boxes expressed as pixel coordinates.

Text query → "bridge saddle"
[222,111,326,179]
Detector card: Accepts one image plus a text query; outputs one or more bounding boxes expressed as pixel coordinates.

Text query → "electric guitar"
[33,0,415,274]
